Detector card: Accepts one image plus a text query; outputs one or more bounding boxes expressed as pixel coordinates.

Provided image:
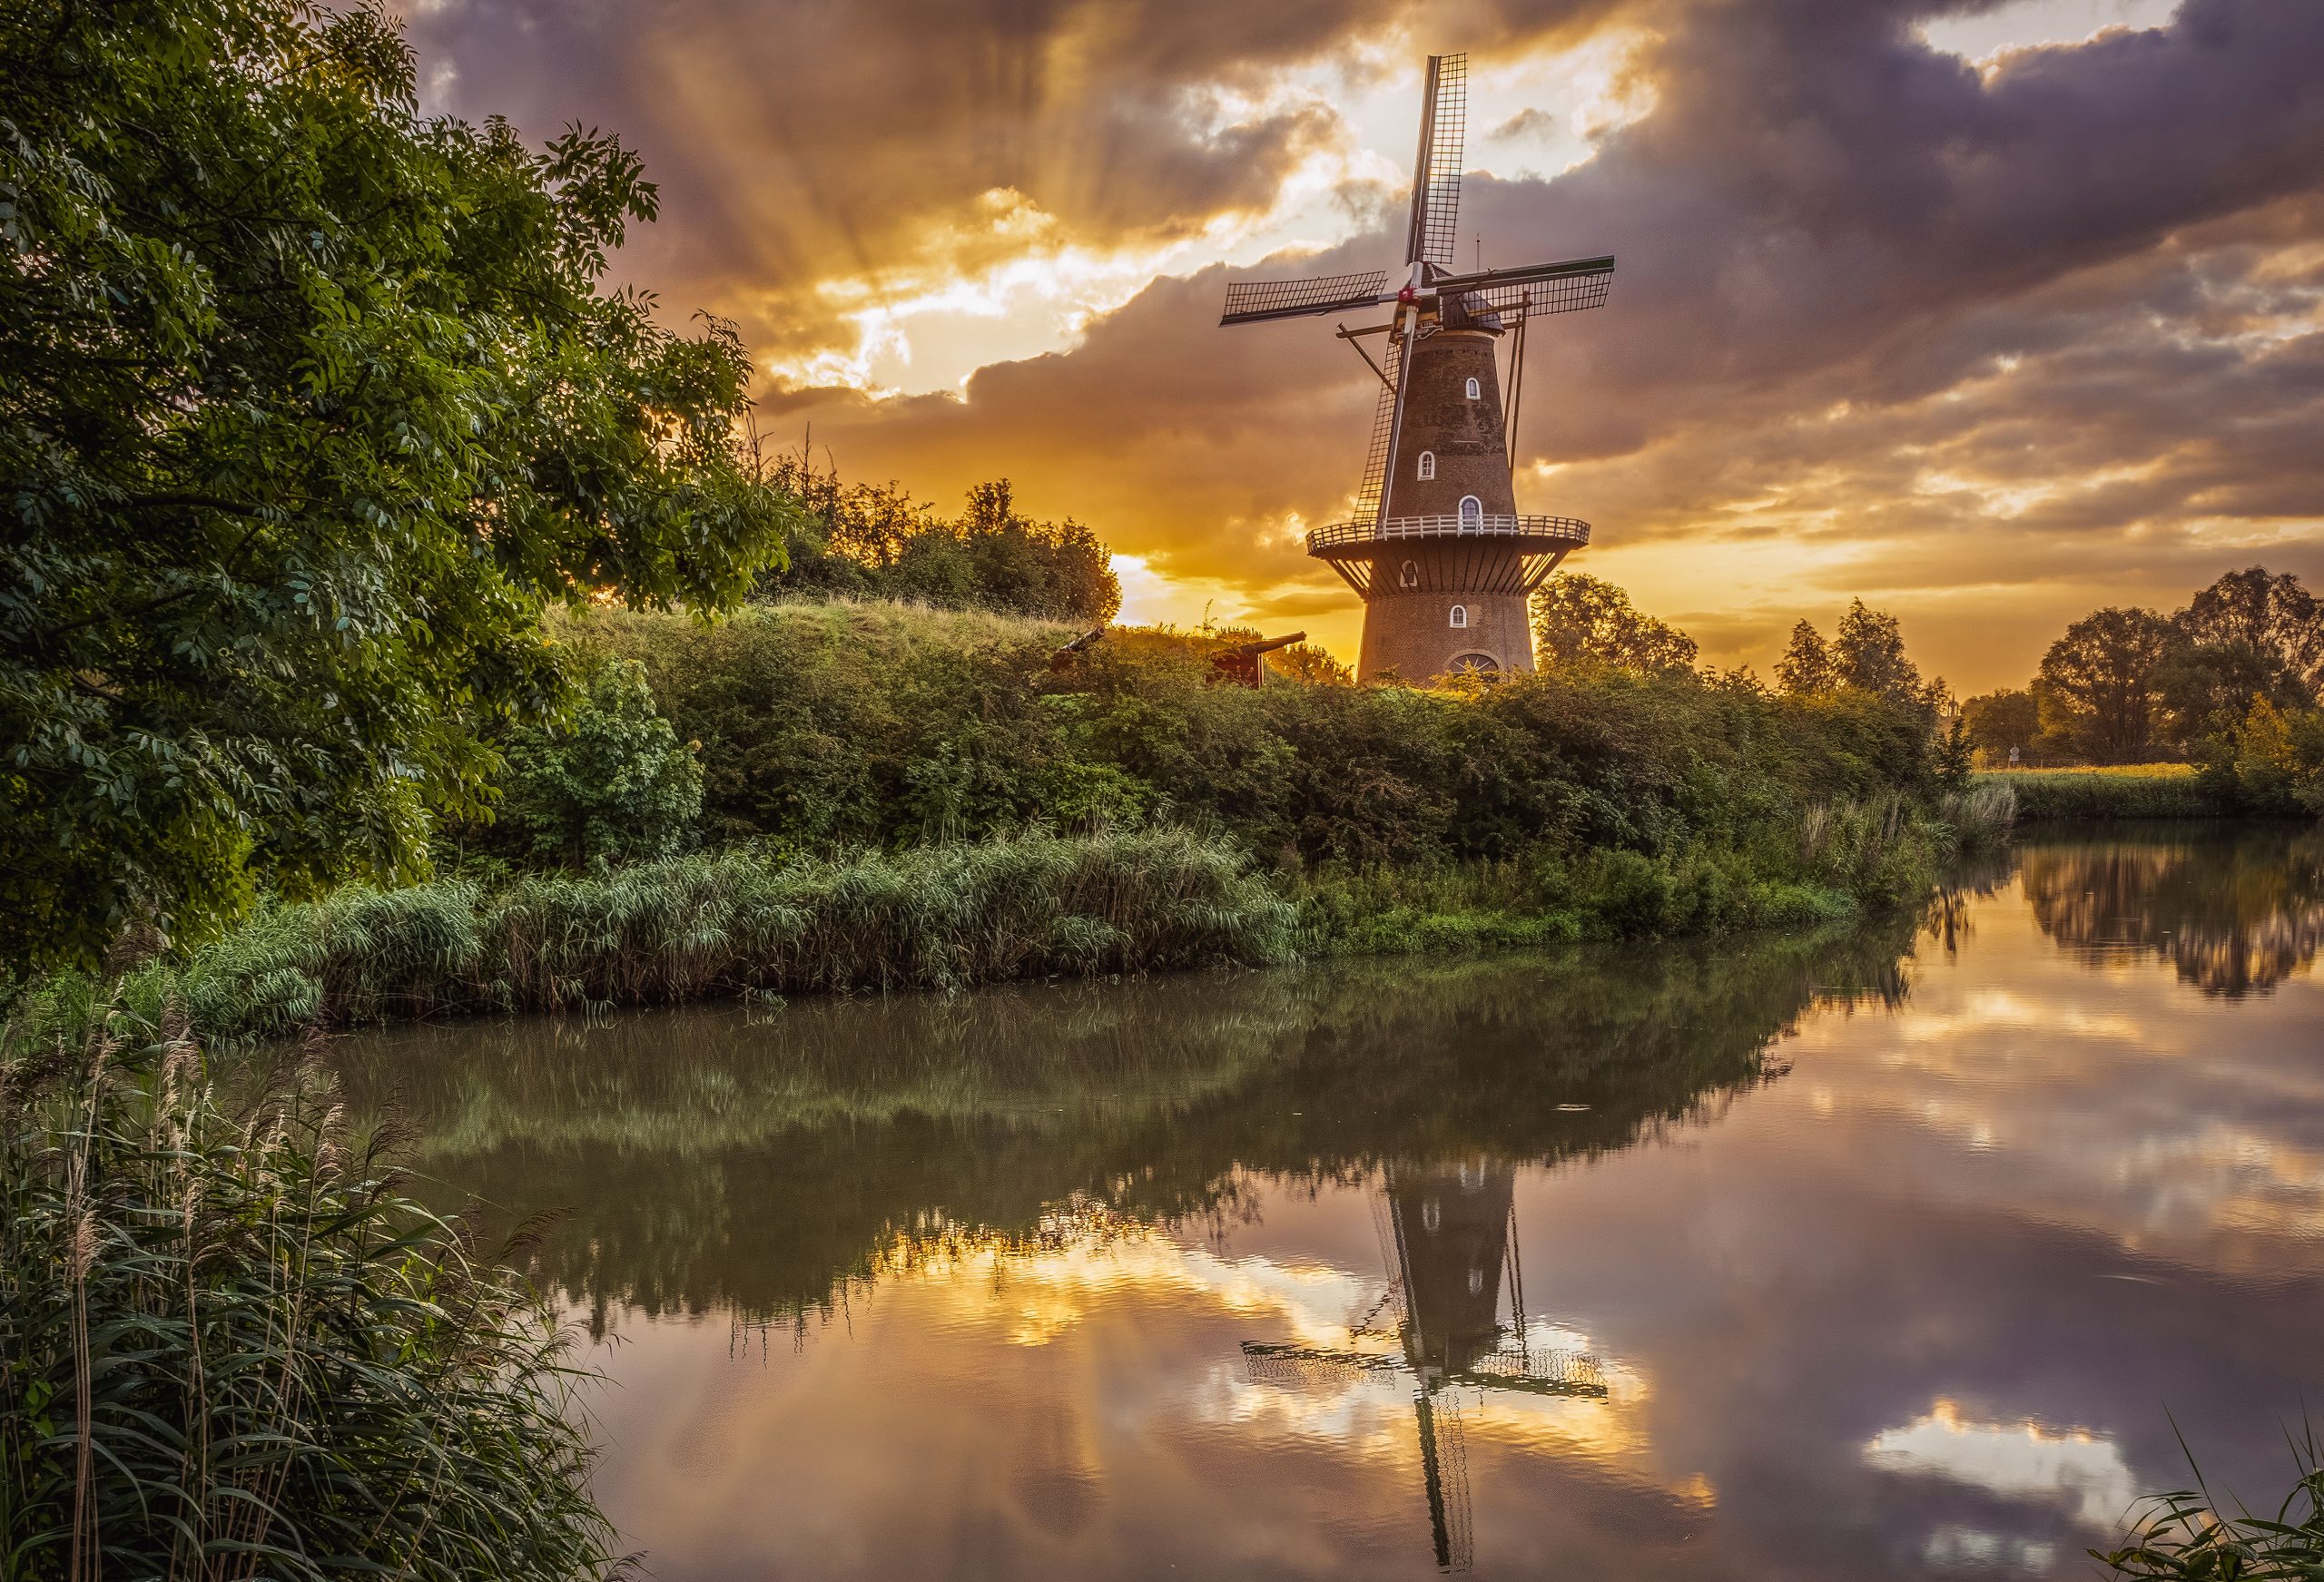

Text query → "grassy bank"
[5,595,2022,1050]
[1980,764,2240,820]
[7,780,2007,1053]
[10,828,1298,1051]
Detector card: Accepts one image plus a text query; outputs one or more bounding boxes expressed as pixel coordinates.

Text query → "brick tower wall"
[1354,329,1538,683]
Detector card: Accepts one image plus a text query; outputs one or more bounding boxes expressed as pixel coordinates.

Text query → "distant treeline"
[1954,567,2324,810]
[751,442,1121,624]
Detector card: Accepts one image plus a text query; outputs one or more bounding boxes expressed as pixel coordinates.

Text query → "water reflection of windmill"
[1241,1161,1607,1571]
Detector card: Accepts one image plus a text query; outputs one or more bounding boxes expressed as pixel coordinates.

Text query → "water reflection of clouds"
[1864,1400,2138,1532]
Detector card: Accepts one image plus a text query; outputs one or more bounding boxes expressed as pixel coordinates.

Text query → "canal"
[330,826,2324,1579]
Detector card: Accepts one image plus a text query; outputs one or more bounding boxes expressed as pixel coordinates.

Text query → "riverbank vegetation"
[1957,569,2324,805]
[0,1019,621,1581]
[2097,1429,2324,1577]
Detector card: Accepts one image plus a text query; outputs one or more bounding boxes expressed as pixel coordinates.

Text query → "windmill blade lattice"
[1404,54,1469,269]
[1440,268,1614,331]
[1220,270,1391,326]
[1352,330,1406,526]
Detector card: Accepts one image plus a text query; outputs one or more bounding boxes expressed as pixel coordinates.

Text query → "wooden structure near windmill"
[1218,54,1614,683]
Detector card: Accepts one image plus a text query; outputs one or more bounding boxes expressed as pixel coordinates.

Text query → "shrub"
[491,653,704,865]
[0,1018,620,1581]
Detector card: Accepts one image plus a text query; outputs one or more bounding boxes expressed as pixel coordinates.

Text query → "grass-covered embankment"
[13,828,1298,1050]
[1980,764,2239,820]
[5,601,2019,1050]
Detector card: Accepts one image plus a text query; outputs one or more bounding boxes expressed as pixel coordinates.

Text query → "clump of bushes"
[0,1018,620,1581]
[10,828,1300,1047]
[581,601,1945,872]
[487,653,705,866]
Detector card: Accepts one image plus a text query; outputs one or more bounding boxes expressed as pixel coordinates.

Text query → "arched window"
[1416,449,1435,480]
[1464,376,1481,399]
[1449,604,1468,629]
[1458,495,1482,528]
[1398,559,1419,589]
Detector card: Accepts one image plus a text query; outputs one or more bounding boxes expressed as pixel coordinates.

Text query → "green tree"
[2036,607,2175,762]
[1775,620,1837,696]
[2151,640,2307,752]
[2175,566,2324,693]
[0,0,792,970]
[1531,573,1699,673]
[494,655,704,865]
[1834,602,1909,695]
[1962,689,2041,758]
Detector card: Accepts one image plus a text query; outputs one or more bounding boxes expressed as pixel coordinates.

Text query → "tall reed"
[14,827,1299,1048]
[2095,1423,2324,1577]
[0,1012,620,1581]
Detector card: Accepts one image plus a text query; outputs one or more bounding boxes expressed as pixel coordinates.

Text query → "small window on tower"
[1399,559,1419,589]
[1417,450,1435,480]
[1465,377,1481,399]
[1450,605,1468,629]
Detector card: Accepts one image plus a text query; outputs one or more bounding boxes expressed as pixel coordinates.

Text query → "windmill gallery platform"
[1219,52,1613,684]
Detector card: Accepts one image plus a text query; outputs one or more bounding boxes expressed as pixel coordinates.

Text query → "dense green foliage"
[0,1020,618,1581]
[588,600,1945,871]
[485,654,704,865]
[753,454,1119,624]
[0,0,792,972]
[7,829,1299,1047]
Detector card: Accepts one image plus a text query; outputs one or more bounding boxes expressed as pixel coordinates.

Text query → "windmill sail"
[1436,256,1616,330]
[1220,270,1391,326]
[1351,329,1406,526]
[1404,54,1469,269]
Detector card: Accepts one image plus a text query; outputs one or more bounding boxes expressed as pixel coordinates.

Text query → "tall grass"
[2095,1424,2324,1577]
[10,828,1299,1049]
[0,1014,620,1581]
[1986,768,2236,820]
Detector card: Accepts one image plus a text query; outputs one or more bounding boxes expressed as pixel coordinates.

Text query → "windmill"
[1219,54,1614,683]
[1240,1161,1608,1571]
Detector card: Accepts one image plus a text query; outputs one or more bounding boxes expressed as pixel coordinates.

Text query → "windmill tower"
[1241,1160,1607,1571]
[1219,54,1615,683]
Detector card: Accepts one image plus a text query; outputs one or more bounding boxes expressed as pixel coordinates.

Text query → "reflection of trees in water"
[321,919,1919,1331]
[2019,830,2324,997]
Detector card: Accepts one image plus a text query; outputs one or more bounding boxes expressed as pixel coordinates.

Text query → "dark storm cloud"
[784,1,2324,585]
[409,0,2324,680]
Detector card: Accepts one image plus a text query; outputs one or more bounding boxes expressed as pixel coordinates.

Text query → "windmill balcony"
[1305,513,1591,556]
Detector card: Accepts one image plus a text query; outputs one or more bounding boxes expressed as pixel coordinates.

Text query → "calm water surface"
[332,829,2324,1580]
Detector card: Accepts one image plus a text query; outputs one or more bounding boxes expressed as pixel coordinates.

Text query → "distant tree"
[1963,690,2042,757]
[2174,566,2324,693]
[1774,621,1837,696]
[1833,602,1915,697]
[1531,574,1699,673]
[1268,643,1354,686]
[2150,640,2309,752]
[2036,608,2176,762]
[0,0,792,970]
[757,456,1119,624]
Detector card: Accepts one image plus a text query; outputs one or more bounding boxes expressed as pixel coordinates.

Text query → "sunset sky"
[400,0,2323,693]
